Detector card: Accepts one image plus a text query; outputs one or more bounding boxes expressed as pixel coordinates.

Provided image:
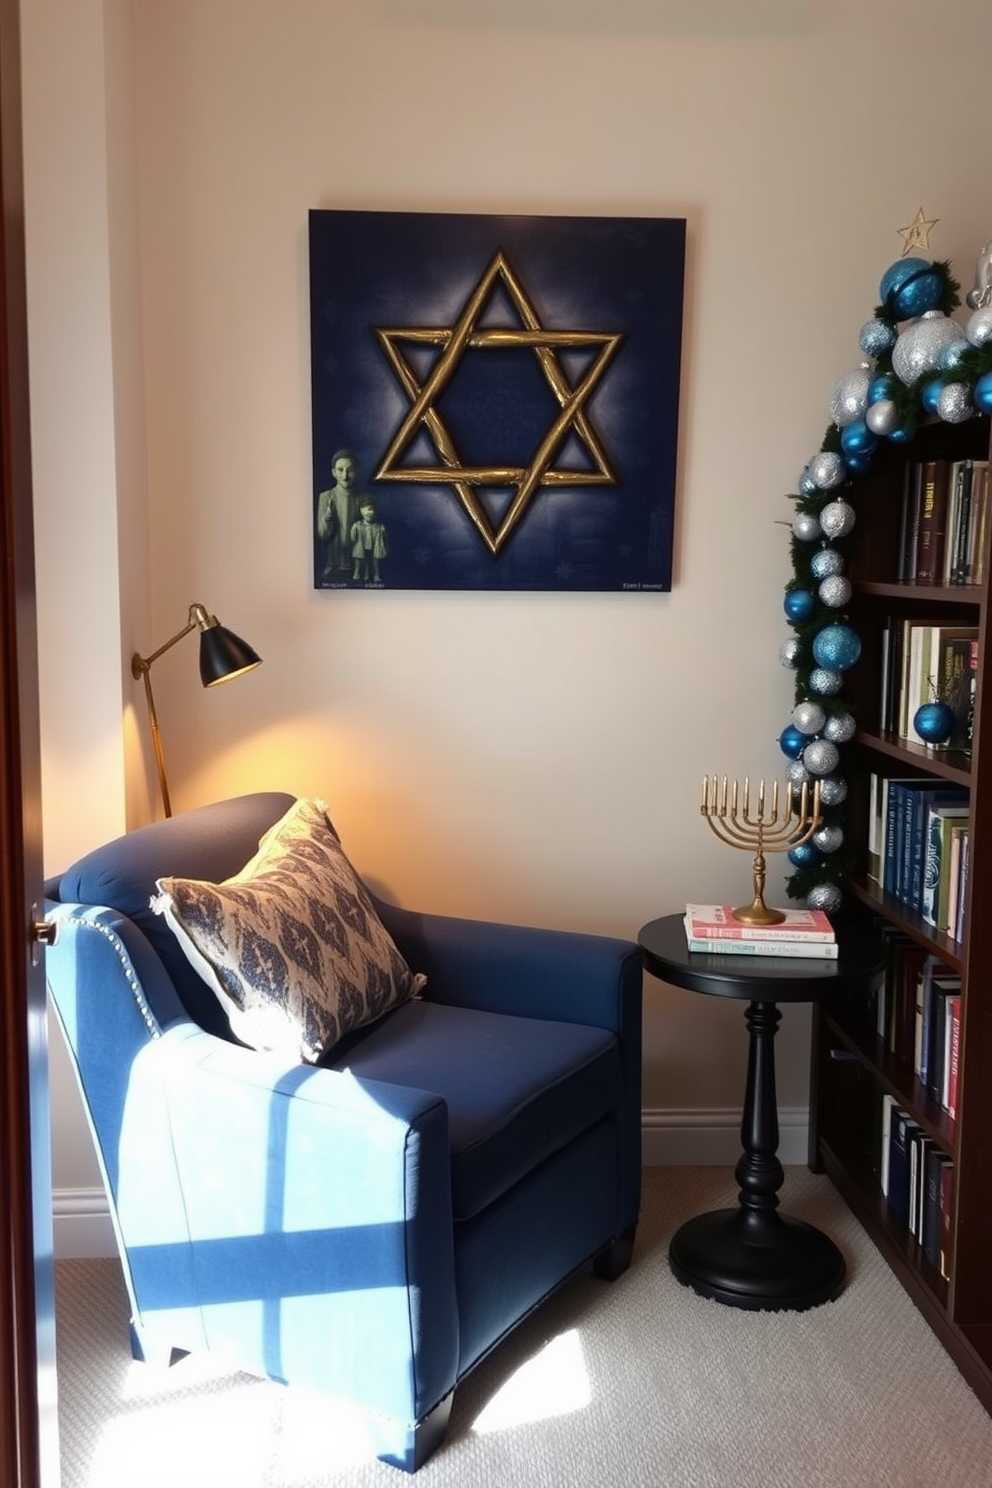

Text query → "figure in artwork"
[317,449,364,581]
[351,499,389,584]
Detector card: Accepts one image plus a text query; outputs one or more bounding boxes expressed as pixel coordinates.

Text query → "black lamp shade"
[198,624,262,688]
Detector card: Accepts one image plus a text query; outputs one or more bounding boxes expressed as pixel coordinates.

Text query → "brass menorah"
[700,775,823,926]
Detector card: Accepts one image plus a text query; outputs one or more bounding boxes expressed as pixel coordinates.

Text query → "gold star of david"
[373,251,623,555]
[898,207,939,257]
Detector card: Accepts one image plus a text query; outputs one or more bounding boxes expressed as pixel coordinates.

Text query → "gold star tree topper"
[898,207,938,257]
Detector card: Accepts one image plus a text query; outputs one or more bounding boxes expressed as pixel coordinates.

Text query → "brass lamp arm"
[131,602,213,678]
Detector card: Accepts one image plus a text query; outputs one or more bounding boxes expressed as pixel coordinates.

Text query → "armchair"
[44,793,642,1472]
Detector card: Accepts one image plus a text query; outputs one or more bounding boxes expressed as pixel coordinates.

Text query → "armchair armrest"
[118,1024,459,1423]
[375,901,642,1033]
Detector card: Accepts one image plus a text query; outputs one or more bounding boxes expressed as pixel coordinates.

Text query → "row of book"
[880,1092,954,1280]
[682,903,836,958]
[877,617,977,747]
[873,936,962,1116]
[897,456,989,587]
[867,773,970,941]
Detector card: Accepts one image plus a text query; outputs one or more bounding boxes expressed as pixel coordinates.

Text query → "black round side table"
[639,913,885,1312]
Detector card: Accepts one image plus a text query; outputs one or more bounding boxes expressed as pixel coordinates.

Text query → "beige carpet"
[54,1166,992,1488]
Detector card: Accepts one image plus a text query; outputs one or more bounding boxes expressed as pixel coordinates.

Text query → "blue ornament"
[938,337,971,373]
[788,842,821,868]
[842,453,872,477]
[810,548,844,580]
[921,378,944,416]
[779,723,806,759]
[975,371,992,416]
[798,466,818,497]
[913,701,955,745]
[840,419,877,457]
[859,319,897,357]
[879,257,943,319]
[867,374,895,405]
[784,588,816,622]
[888,423,915,444]
[812,623,862,671]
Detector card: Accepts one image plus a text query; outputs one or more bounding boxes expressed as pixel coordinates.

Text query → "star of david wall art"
[309,209,685,592]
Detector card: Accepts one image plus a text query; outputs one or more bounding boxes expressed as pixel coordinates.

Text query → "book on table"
[683,903,835,941]
[683,904,837,958]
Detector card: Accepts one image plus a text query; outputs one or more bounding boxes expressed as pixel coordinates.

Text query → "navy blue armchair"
[45,793,642,1471]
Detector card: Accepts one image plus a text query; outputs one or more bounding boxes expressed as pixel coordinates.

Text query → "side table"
[639,913,885,1312]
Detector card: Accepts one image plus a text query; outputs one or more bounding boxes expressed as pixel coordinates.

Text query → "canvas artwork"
[309,209,685,592]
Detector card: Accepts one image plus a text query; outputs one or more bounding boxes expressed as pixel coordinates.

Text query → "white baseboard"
[53,1188,117,1260]
[640,1106,809,1166]
[53,1107,811,1259]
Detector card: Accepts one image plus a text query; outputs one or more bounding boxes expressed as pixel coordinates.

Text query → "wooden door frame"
[0,0,58,1481]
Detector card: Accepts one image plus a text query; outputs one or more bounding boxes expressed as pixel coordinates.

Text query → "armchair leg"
[592,1226,637,1281]
[375,1393,453,1474]
[129,1321,188,1369]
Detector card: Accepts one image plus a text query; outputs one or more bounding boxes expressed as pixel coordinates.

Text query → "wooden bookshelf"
[808,413,992,1415]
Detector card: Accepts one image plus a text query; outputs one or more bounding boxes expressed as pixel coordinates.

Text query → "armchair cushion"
[324,999,620,1219]
[153,798,425,1062]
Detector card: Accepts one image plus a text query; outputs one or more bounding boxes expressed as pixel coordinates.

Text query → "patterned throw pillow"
[152,797,425,1062]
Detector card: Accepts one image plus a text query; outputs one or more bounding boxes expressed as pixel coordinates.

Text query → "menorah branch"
[701,775,823,925]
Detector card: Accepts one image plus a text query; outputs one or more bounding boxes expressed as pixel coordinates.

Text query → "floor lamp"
[131,601,262,818]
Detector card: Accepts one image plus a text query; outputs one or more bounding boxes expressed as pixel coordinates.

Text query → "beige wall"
[23,0,992,1192]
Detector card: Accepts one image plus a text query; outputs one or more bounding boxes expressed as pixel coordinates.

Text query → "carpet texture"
[54,1166,992,1487]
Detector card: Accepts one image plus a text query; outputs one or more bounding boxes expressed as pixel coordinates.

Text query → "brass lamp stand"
[131,602,261,817]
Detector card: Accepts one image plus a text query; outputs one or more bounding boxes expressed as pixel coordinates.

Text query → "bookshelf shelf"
[853,729,972,785]
[809,411,992,1416]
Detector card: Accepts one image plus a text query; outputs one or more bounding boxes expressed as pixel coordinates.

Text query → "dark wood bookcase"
[808,412,992,1411]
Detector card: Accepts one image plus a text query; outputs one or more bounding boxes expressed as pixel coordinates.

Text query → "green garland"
[782,255,992,907]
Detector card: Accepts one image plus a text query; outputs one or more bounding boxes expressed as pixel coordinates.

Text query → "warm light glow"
[471,1328,592,1435]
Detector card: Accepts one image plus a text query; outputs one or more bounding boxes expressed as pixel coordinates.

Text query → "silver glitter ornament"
[819,499,856,539]
[812,823,844,854]
[865,398,899,437]
[817,776,848,807]
[966,305,992,347]
[803,739,841,776]
[778,636,800,668]
[809,451,846,490]
[807,882,843,914]
[829,366,870,428]
[792,511,822,542]
[785,759,811,787]
[937,382,974,423]
[809,667,843,696]
[792,700,826,735]
[823,711,856,744]
[818,574,852,608]
[810,548,844,580]
[892,312,964,385]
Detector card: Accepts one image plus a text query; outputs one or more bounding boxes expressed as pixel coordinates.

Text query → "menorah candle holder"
[700,775,823,926]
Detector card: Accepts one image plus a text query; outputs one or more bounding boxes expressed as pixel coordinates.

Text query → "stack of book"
[683,904,837,958]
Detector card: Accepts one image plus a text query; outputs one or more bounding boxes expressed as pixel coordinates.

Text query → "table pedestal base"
[669,1207,846,1312]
